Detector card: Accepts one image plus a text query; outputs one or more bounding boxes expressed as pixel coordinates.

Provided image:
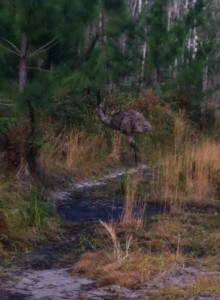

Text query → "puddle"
[57,195,166,223]
[55,163,162,223]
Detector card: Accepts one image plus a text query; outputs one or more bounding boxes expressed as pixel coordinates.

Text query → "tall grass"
[0,182,61,257]
[21,191,52,228]
[140,122,220,212]
[155,139,220,209]
[40,130,108,176]
[121,173,145,228]
[121,109,219,216]
[100,220,133,263]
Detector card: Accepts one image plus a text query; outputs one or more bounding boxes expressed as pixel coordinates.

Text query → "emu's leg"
[108,133,122,162]
[128,136,140,164]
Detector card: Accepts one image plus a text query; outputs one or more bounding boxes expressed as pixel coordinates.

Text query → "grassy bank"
[0,182,61,259]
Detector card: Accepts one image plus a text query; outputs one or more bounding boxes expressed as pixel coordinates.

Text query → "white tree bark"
[167,3,172,31]
[140,42,147,87]
[138,0,142,14]
[99,12,106,46]
[185,0,189,12]
[121,33,126,54]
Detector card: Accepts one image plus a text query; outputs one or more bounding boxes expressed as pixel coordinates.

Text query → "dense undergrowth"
[0,89,219,294]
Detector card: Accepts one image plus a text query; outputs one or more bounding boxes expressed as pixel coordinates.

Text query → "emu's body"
[97,92,152,163]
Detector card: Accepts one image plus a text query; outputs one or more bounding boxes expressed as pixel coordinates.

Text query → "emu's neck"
[97,102,111,126]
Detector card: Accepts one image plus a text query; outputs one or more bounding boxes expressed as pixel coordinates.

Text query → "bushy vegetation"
[0,183,61,258]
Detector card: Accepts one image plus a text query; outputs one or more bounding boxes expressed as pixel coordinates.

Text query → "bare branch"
[0,102,14,107]
[29,37,58,58]
[30,42,58,57]
[1,38,20,54]
[27,67,51,72]
[0,43,19,56]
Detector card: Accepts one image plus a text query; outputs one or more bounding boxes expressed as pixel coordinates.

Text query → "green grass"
[21,190,52,228]
[0,181,61,258]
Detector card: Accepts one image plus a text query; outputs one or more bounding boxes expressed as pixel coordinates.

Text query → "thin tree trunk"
[16,33,30,179]
[137,0,147,88]
[173,58,178,80]
[19,34,28,91]
[167,3,171,31]
[192,27,197,59]
[203,66,208,92]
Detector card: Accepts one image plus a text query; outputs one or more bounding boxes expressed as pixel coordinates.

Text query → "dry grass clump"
[40,130,108,176]
[72,251,111,275]
[72,251,140,287]
[100,221,133,263]
[72,250,183,288]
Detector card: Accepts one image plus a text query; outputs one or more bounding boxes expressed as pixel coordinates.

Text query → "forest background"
[0,0,220,269]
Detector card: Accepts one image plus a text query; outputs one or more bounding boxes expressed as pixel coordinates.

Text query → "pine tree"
[0,0,100,180]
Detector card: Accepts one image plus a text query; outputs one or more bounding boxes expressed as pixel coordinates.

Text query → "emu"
[96,92,152,163]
